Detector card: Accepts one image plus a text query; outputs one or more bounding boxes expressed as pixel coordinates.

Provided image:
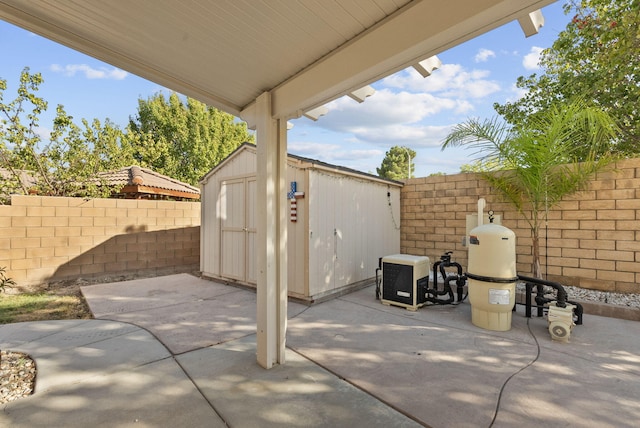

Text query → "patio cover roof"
[0,0,556,369]
[0,0,553,121]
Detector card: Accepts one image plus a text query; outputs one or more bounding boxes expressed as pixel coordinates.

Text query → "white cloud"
[416,147,472,174]
[475,48,496,63]
[50,64,128,80]
[303,89,456,146]
[289,120,475,175]
[348,124,454,148]
[289,62,507,175]
[381,65,500,99]
[300,63,503,148]
[288,141,384,172]
[454,100,475,114]
[325,89,456,127]
[522,46,543,70]
[288,141,342,159]
[35,126,52,141]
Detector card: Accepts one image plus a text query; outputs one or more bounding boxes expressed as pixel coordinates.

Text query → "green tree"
[495,0,640,156]
[127,93,254,185]
[42,107,133,197]
[83,117,136,172]
[1,68,132,201]
[0,68,47,198]
[377,146,415,180]
[442,100,619,278]
[460,158,504,173]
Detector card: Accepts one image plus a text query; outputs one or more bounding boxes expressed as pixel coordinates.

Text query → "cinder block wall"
[401,158,640,293]
[0,195,200,286]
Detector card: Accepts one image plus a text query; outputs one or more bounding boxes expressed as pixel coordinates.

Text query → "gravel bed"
[564,285,640,308]
[0,350,35,403]
[517,283,640,309]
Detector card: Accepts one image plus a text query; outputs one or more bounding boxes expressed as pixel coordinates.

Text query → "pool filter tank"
[466,222,518,331]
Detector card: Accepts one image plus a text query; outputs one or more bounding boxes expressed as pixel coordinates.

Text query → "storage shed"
[200,143,402,302]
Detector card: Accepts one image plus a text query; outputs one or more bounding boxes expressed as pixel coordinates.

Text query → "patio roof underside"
[0,0,556,368]
[0,0,554,121]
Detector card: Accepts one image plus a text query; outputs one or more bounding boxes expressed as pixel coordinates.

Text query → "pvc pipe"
[477,198,486,227]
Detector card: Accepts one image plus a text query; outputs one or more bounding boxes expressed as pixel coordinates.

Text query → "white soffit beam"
[302,105,329,121]
[518,9,545,37]
[347,85,376,103]
[413,55,442,78]
[271,0,555,119]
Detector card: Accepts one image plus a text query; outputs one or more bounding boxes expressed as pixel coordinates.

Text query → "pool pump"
[519,275,583,342]
[547,302,577,342]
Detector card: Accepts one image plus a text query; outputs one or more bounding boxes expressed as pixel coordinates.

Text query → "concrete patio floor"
[1,273,639,427]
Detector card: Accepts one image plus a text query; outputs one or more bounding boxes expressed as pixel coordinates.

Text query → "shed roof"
[201,143,403,187]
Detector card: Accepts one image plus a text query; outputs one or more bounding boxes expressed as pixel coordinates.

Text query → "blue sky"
[0,2,571,177]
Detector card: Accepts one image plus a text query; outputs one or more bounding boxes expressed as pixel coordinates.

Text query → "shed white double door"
[220,177,257,284]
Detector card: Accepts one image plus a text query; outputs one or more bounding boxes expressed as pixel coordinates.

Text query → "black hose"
[456,274,468,303]
[427,276,455,303]
[488,317,541,427]
[432,252,467,304]
[520,275,583,325]
[467,272,519,283]
[375,257,383,300]
[518,275,567,307]
[433,260,442,291]
[567,300,584,325]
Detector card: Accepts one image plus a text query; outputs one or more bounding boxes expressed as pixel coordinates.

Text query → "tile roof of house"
[0,168,38,189]
[97,166,200,196]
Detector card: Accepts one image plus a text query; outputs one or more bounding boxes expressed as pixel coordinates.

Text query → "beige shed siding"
[219,178,247,281]
[287,164,309,298]
[307,170,400,298]
[200,145,401,301]
[308,171,335,293]
[200,148,256,278]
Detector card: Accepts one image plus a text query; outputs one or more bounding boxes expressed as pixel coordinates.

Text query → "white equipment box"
[381,254,430,311]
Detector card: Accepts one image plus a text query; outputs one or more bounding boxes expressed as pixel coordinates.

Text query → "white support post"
[276,116,288,364]
[255,91,288,369]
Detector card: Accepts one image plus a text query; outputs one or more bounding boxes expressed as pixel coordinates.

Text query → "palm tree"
[442,100,620,278]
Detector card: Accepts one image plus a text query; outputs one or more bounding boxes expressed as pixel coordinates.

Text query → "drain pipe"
[519,275,568,306]
[375,257,382,300]
[518,275,583,325]
[477,198,486,226]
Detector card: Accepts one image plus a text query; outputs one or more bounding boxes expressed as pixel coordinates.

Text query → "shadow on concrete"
[2,275,638,427]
